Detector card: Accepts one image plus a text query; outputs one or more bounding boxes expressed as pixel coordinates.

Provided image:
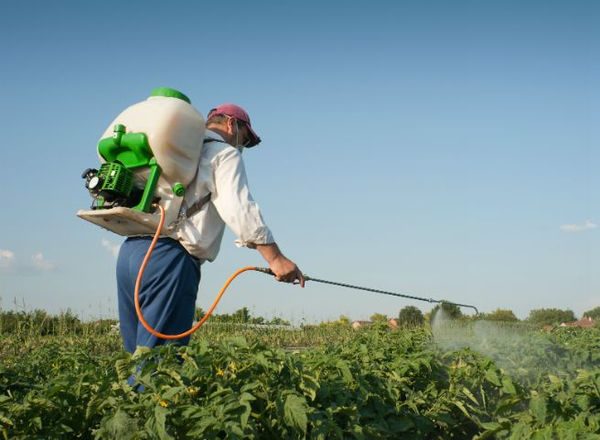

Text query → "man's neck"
[206,125,230,144]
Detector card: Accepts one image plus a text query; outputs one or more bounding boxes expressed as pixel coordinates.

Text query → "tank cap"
[150,87,191,104]
[172,182,185,197]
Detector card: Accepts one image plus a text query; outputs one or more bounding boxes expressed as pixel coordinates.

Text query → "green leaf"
[132,346,151,360]
[300,374,320,401]
[462,387,479,406]
[240,381,262,394]
[283,394,308,434]
[336,360,353,384]
[31,416,42,430]
[115,359,130,382]
[501,377,517,395]
[228,336,249,349]
[453,401,471,419]
[162,386,185,400]
[480,421,502,430]
[475,421,506,439]
[485,369,501,387]
[239,392,255,429]
[510,421,532,439]
[153,405,172,440]
[185,415,219,436]
[529,396,547,423]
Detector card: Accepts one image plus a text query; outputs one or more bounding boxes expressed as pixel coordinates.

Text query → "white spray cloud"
[31,252,57,271]
[560,220,597,233]
[0,249,15,270]
[101,239,120,258]
[431,317,594,382]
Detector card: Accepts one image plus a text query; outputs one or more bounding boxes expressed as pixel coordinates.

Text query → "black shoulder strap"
[185,192,212,218]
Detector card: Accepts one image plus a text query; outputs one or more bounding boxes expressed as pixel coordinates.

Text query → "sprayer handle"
[255,266,310,284]
[255,267,274,275]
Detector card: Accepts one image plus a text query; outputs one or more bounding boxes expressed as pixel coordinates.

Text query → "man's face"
[227,117,251,148]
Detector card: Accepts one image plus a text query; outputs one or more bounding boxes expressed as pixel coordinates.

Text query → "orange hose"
[134,205,260,340]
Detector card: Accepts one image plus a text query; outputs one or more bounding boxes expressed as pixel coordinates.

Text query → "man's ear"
[225,117,235,134]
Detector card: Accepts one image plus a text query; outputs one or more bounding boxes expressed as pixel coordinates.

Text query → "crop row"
[1,324,599,439]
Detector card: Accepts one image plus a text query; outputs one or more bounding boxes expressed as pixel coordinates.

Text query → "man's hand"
[270,254,305,286]
[255,243,305,287]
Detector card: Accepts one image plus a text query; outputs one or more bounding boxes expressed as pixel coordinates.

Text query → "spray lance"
[254,268,479,315]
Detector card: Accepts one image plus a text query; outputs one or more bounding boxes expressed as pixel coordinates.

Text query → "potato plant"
[0,321,599,439]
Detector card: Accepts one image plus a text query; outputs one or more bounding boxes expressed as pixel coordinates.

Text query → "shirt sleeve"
[211,147,275,248]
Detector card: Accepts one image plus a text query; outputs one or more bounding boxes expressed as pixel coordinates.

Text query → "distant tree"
[211,307,251,323]
[398,306,424,327]
[527,308,576,326]
[583,307,600,320]
[319,315,352,328]
[267,316,290,326]
[430,302,463,321]
[423,311,432,323]
[338,315,351,325]
[195,307,291,326]
[482,309,519,322]
[0,309,83,336]
[55,309,81,335]
[318,315,352,328]
[370,313,388,323]
[232,307,251,323]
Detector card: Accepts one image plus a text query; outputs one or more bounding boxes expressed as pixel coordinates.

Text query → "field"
[1,315,599,439]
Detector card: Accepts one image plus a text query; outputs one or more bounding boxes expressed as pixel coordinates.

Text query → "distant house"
[560,316,595,328]
[352,320,372,330]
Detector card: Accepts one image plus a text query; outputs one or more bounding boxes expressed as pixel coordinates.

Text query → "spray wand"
[254,267,479,315]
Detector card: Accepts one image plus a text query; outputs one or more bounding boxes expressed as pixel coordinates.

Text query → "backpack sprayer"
[78,87,205,236]
[78,88,479,341]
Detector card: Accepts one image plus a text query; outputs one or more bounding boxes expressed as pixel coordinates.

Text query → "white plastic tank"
[99,87,206,187]
[96,88,206,234]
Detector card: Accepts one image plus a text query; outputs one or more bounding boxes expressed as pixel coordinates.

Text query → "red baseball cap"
[207,103,261,147]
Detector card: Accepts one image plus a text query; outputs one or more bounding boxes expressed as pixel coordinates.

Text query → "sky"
[0,0,598,323]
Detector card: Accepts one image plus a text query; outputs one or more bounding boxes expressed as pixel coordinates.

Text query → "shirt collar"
[204,129,226,143]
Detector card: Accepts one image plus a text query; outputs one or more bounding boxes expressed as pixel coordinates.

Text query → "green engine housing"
[88,123,161,212]
[97,162,135,197]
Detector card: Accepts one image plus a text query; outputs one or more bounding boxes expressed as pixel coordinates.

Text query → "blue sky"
[0,0,597,322]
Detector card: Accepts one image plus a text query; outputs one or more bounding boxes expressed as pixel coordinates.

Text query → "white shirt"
[175,130,274,262]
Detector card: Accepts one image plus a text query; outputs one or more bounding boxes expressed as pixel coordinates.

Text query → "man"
[116,103,303,353]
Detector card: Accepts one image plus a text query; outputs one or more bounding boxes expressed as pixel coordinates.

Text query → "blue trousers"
[117,237,201,353]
